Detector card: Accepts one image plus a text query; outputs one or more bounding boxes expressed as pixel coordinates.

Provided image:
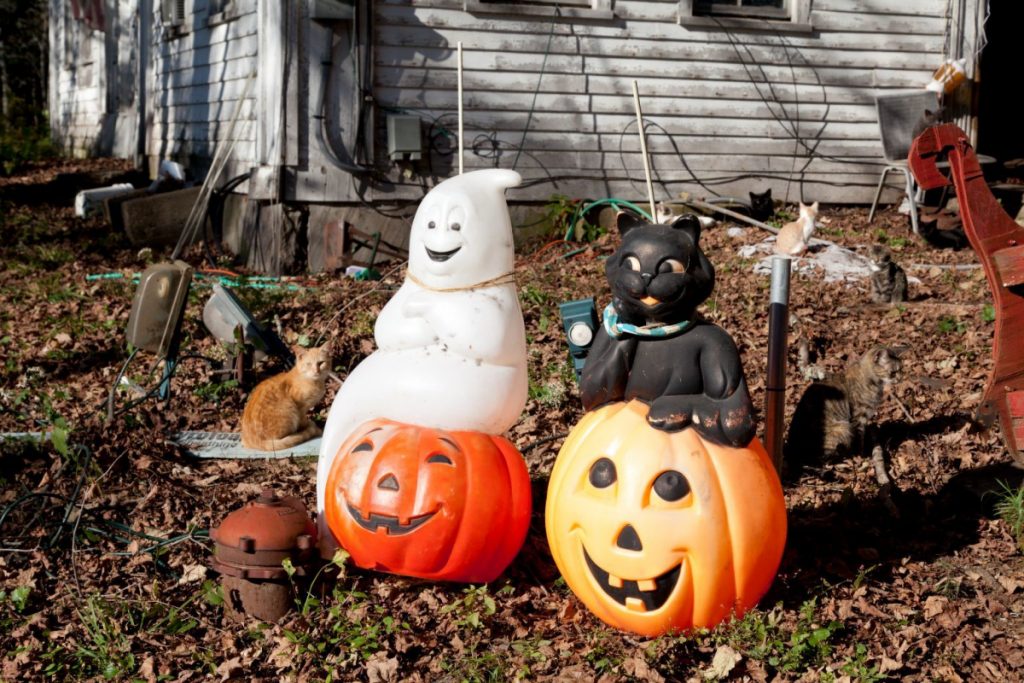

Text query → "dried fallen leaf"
[703,645,742,680]
[366,652,400,683]
[923,595,949,619]
[177,563,207,585]
[215,656,243,681]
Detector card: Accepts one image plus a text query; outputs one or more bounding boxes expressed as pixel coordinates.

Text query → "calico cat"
[241,344,332,450]
[580,212,755,447]
[867,245,909,303]
[783,346,903,476]
[749,188,775,222]
[774,201,819,257]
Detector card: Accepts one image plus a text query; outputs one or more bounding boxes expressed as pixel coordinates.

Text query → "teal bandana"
[602,302,696,339]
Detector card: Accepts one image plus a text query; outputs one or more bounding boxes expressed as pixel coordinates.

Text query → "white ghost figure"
[315,168,528,547]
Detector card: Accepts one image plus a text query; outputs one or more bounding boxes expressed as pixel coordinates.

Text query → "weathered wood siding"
[50,0,111,156]
[147,0,260,181]
[366,0,954,204]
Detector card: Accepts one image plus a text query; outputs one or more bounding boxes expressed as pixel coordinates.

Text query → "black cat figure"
[580,212,756,448]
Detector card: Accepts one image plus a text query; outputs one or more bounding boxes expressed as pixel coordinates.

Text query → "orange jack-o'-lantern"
[324,419,532,583]
[545,400,786,636]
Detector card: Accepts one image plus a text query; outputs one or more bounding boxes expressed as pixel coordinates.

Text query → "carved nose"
[640,273,653,287]
[616,524,643,551]
[377,474,399,491]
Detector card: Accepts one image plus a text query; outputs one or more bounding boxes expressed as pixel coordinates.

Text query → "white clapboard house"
[50,0,999,270]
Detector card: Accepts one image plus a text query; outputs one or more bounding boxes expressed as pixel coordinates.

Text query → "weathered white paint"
[51,0,259,178]
[49,0,984,207]
[349,0,974,204]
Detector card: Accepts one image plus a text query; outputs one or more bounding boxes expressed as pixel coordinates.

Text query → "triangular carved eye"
[427,453,453,465]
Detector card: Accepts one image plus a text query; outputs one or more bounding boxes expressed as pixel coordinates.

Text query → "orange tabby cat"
[774,201,819,257]
[240,345,332,450]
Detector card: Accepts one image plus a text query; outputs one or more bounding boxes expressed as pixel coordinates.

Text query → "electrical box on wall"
[387,115,422,161]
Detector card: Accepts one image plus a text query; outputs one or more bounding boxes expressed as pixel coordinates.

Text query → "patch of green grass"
[818,225,846,238]
[510,636,552,677]
[994,480,1024,552]
[982,303,996,323]
[834,644,888,682]
[0,122,57,175]
[349,308,376,338]
[440,646,509,682]
[584,627,626,676]
[440,584,505,631]
[521,283,550,307]
[280,551,409,673]
[716,599,844,674]
[937,316,966,335]
[873,229,907,250]
[72,594,138,680]
[193,378,240,404]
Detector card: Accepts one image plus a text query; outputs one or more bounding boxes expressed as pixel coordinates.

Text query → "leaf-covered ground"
[2,159,1023,682]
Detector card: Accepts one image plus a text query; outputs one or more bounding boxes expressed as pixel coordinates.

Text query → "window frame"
[207,0,242,26]
[677,0,812,33]
[464,0,615,21]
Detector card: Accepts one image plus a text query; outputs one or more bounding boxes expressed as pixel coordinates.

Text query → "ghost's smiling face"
[415,196,471,277]
[407,169,522,289]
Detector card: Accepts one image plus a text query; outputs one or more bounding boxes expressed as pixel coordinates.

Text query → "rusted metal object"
[909,124,1024,465]
[210,489,318,622]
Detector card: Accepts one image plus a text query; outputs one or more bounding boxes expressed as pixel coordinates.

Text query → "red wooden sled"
[908,124,1024,465]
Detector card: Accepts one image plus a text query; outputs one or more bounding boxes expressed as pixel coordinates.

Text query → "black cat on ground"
[580,213,756,447]
[749,188,775,222]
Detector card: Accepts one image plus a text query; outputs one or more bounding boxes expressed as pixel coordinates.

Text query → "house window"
[678,0,811,31]
[207,0,239,26]
[464,0,614,20]
[162,0,186,27]
[696,0,788,21]
[70,0,106,31]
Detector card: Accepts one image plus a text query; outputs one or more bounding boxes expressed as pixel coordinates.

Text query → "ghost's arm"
[413,291,523,364]
[374,286,438,351]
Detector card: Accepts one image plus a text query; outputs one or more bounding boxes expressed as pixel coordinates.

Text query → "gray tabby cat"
[783,346,903,477]
[867,245,908,304]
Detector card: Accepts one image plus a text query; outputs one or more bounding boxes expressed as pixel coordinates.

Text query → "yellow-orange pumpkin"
[545,400,787,636]
[325,419,531,582]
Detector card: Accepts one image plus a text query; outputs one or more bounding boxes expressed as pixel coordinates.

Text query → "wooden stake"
[457,41,464,175]
[631,80,656,219]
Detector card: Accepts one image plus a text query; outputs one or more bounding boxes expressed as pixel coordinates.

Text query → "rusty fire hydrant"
[210,489,318,622]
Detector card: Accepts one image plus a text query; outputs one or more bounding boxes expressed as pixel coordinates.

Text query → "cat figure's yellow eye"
[624,256,641,271]
[658,259,685,274]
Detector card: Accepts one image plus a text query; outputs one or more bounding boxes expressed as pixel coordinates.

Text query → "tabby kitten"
[749,188,775,222]
[240,344,332,450]
[867,244,909,303]
[783,346,903,476]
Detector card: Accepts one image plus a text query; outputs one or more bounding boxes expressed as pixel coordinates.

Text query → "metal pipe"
[765,255,791,474]
[631,80,657,219]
